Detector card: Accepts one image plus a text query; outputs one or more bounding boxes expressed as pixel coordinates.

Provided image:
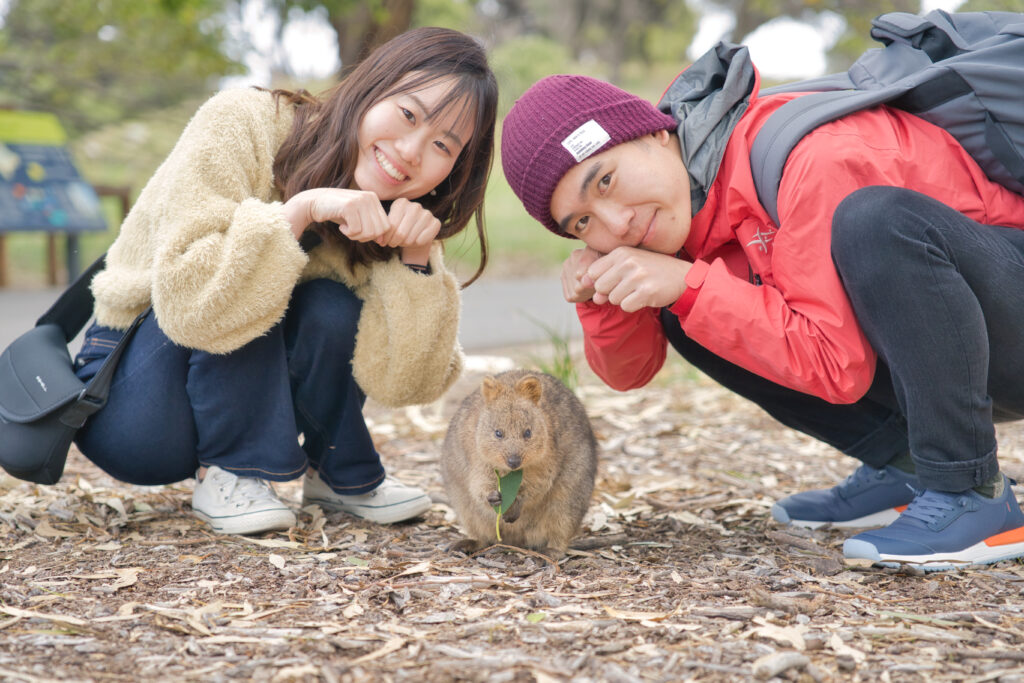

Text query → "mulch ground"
[2,349,1023,682]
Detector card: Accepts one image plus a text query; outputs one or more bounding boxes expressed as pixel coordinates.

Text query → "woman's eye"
[433,140,451,155]
[494,429,504,439]
[401,107,415,123]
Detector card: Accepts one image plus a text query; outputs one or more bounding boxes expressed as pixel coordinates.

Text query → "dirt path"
[2,352,1023,682]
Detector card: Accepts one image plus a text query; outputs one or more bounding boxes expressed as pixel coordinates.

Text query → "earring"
[429,188,437,196]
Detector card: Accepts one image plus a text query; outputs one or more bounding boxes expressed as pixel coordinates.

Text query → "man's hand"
[587,247,690,312]
[561,247,603,303]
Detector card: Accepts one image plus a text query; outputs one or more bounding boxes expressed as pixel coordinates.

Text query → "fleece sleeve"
[91,89,307,353]
[351,247,464,407]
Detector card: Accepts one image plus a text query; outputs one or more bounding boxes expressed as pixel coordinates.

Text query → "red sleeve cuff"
[668,259,709,318]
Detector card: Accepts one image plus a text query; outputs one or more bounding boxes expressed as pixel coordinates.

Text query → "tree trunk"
[332,0,415,73]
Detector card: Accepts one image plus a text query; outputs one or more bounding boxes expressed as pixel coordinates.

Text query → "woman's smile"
[374,147,408,183]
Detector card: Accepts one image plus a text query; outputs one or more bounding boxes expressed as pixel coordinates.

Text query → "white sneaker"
[302,470,431,524]
[192,465,296,535]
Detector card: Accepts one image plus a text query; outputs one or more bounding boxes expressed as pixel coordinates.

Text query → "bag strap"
[36,253,106,342]
[61,306,149,428]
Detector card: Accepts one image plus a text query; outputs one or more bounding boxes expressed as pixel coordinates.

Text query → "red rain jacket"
[578,86,1024,403]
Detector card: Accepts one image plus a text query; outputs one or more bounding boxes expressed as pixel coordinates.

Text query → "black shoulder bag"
[0,254,148,484]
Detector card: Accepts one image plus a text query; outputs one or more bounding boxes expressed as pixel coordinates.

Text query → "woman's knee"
[76,422,198,485]
[287,279,362,341]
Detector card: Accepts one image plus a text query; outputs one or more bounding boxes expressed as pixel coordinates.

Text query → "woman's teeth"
[375,148,406,181]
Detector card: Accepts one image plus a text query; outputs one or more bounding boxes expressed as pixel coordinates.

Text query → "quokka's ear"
[481,375,502,403]
[515,375,543,404]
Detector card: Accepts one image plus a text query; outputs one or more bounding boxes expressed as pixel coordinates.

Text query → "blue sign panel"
[0,111,106,233]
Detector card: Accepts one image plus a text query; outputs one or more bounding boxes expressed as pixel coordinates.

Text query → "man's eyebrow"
[579,161,602,199]
[408,93,465,149]
[557,161,603,234]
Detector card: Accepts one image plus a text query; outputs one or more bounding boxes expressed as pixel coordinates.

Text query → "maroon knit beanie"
[501,74,677,237]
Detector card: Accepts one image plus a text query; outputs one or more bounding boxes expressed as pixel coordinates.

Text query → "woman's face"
[353,76,476,201]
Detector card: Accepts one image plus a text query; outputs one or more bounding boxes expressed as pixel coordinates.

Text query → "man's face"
[548,130,692,255]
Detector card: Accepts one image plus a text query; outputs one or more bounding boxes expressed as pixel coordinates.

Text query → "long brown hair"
[270,27,497,285]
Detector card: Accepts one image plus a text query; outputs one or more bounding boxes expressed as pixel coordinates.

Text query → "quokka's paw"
[448,538,485,555]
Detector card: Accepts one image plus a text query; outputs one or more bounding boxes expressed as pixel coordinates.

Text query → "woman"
[72,27,498,535]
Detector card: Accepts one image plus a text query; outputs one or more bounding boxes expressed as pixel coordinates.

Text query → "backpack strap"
[749,87,899,225]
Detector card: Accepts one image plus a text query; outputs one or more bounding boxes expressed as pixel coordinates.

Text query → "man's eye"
[574,215,590,233]
[598,173,611,191]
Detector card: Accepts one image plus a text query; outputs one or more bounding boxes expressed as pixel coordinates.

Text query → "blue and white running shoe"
[843,476,1024,571]
[771,464,918,529]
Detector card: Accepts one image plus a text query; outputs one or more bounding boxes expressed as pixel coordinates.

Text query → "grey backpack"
[750,9,1024,224]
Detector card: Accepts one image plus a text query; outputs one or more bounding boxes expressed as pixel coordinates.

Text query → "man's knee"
[831,186,928,280]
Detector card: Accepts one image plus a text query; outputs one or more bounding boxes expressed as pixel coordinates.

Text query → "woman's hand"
[283,188,389,243]
[379,197,442,248]
[381,198,442,267]
[561,247,603,303]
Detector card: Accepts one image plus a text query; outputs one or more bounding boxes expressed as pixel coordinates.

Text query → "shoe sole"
[844,530,1024,572]
[192,508,296,535]
[302,494,432,525]
[770,503,905,529]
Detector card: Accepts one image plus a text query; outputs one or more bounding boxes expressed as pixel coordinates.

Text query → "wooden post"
[0,233,7,287]
[47,233,59,286]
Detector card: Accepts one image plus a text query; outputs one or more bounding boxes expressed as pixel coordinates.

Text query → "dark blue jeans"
[663,186,1024,493]
[73,279,385,493]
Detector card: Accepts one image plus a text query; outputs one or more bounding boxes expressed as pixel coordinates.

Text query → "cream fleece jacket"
[90,88,463,407]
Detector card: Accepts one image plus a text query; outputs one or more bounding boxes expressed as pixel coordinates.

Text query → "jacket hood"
[658,42,758,216]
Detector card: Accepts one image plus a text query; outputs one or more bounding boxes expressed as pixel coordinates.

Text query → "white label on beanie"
[561,119,610,162]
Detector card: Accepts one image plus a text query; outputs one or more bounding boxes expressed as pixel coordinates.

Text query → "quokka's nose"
[506,454,522,470]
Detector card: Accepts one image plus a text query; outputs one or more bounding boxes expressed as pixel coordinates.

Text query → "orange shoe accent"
[985,525,1024,547]
[894,505,908,513]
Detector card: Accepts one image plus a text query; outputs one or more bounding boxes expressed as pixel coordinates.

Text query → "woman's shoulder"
[195,87,281,120]
[180,87,294,145]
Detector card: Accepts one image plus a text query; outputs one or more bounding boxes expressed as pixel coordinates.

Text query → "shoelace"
[837,464,887,495]
[899,489,960,526]
[212,471,277,510]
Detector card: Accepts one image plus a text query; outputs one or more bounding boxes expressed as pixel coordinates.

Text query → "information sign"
[0,110,106,233]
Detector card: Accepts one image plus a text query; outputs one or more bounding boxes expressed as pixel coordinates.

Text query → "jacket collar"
[657,42,758,217]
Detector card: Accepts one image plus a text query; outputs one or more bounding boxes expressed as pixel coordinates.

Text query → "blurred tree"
[477,0,697,84]
[695,1,1024,74]
[264,0,415,71]
[959,0,1024,10]
[698,0,915,72]
[0,0,243,134]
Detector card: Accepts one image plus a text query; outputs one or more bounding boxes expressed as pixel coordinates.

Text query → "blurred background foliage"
[1,0,1022,283]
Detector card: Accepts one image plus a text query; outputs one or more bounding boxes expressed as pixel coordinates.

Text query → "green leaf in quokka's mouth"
[493,468,523,514]
[493,468,523,541]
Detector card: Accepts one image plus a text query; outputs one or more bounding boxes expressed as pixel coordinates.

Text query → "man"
[499,44,1024,571]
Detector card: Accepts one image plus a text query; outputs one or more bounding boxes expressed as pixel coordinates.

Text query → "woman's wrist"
[400,243,432,267]
[282,193,312,240]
